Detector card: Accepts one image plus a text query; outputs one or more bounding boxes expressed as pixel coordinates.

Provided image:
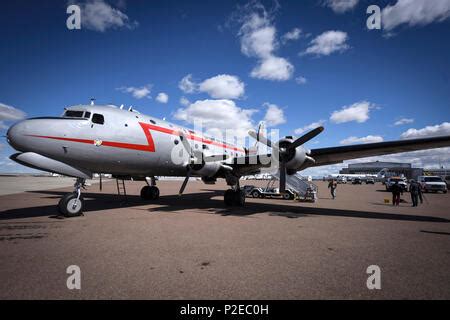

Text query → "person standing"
[328,179,337,199]
[409,179,422,207]
[391,181,402,206]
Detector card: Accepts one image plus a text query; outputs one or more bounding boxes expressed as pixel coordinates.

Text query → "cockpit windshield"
[64,110,91,119]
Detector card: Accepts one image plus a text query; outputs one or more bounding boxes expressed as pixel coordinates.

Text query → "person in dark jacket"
[409,180,423,207]
[391,181,403,206]
[328,179,337,199]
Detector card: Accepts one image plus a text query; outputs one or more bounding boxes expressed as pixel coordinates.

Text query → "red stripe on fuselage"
[26,121,244,153]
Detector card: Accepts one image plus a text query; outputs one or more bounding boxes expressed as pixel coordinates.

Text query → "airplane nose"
[6,120,27,151]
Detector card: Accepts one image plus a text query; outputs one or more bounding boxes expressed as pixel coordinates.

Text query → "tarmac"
[0,177,449,299]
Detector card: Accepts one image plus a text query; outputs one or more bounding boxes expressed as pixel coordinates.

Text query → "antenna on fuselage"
[128,106,133,112]
[90,98,95,106]
[120,104,124,109]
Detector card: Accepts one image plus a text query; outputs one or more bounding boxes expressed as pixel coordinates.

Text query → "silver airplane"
[6,103,450,217]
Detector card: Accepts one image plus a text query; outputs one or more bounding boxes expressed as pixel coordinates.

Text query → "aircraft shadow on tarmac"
[0,189,448,223]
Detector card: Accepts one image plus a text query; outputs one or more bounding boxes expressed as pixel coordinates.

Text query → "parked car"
[337,177,347,184]
[352,177,363,184]
[444,176,450,189]
[418,176,447,193]
[385,177,408,192]
[365,177,375,184]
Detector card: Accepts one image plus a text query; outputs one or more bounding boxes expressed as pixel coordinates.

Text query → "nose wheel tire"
[140,186,160,200]
[58,193,84,217]
[224,189,246,207]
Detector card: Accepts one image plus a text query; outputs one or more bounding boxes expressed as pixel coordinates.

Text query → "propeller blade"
[289,126,324,150]
[179,172,191,195]
[177,130,194,157]
[279,161,286,193]
[248,129,273,148]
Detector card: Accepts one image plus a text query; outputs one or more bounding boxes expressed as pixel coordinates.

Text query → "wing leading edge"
[309,135,450,167]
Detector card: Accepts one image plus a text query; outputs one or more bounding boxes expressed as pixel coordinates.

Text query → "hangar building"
[339,161,424,179]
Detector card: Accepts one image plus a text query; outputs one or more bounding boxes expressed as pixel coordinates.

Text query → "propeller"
[248,129,274,149]
[250,126,324,193]
[176,130,228,195]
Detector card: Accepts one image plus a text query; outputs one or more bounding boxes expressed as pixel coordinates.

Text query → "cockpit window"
[92,113,104,125]
[84,112,91,119]
[64,110,85,118]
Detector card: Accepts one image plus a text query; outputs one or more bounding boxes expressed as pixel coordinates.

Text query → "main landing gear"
[224,189,246,206]
[140,177,160,200]
[58,178,85,217]
[224,174,246,207]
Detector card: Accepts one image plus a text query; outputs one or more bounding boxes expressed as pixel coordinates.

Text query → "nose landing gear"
[58,178,86,217]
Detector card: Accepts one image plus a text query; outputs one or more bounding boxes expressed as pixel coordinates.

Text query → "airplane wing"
[308,135,450,167]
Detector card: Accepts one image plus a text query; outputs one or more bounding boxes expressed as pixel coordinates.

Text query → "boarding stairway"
[272,172,318,202]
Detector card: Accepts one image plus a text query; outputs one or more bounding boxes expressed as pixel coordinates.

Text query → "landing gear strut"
[224,189,246,206]
[140,177,160,200]
[224,174,246,207]
[58,178,85,217]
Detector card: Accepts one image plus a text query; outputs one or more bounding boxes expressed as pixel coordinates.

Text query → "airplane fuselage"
[7,105,246,177]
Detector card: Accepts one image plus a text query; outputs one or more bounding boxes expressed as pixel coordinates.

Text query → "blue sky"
[1,0,450,175]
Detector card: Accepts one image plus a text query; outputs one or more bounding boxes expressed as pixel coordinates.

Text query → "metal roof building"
[339,161,423,179]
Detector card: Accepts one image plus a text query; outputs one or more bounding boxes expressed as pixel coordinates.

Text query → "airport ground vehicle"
[352,177,362,184]
[242,183,296,200]
[418,176,448,193]
[365,177,375,184]
[385,177,408,192]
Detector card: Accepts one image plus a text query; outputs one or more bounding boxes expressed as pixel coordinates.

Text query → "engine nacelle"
[277,137,315,174]
[190,162,221,178]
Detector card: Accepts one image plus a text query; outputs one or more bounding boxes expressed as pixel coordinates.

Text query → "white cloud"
[77,0,138,32]
[179,97,190,106]
[250,56,294,81]
[302,30,349,56]
[156,92,169,104]
[117,84,152,99]
[178,74,197,93]
[263,103,286,127]
[382,0,450,31]
[241,23,276,58]
[173,99,257,140]
[295,76,307,85]
[198,74,245,99]
[330,101,374,124]
[324,0,359,14]
[340,135,384,145]
[0,102,26,129]
[282,28,302,43]
[400,122,450,139]
[394,118,414,126]
[237,2,294,81]
[294,120,326,135]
